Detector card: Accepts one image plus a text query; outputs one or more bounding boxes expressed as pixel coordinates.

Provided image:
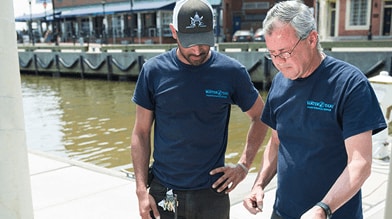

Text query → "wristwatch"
[316,201,332,219]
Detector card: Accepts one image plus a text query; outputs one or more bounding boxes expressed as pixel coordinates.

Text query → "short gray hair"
[263,0,321,50]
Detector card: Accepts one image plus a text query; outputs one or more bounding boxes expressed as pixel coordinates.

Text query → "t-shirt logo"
[306,100,335,112]
[186,12,207,29]
[205,89,229,99]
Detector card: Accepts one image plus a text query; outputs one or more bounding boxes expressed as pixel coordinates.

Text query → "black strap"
[316,201,332,219]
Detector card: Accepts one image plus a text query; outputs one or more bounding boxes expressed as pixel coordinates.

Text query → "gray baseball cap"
[172,0,215,47]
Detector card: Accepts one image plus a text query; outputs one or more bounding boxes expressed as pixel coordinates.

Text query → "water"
[22,75,135,171]
[21,75,269,173]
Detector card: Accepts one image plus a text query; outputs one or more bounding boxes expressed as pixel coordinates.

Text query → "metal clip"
[158,189,178,214]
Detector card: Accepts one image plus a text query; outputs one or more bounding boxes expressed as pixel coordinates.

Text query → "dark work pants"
[149,178,230,219]
[271,210,283,219]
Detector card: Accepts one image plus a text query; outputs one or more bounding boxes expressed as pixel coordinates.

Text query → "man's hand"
[300,205,327,219]
[138,192,160,219]
[243,185,264,215]
[210,163,248,193]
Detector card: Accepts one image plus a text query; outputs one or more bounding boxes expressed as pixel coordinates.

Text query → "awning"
[15,10,61,22]
[15,0,221,21]
[59,1,176,18]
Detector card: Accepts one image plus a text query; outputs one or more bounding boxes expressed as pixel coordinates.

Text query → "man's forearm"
[239,120,268,168]
[253,136,278,190]
[321,159,371,213]
[131,134,152,193]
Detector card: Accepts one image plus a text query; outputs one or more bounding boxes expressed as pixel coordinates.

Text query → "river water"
[21,75,269,173]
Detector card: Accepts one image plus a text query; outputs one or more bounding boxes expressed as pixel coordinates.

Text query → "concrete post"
[0,0,34,218]
[386,154,392,219]
[369,71,392,218]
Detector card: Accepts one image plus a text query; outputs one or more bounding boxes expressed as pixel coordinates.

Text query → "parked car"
[232,30,253,42]
[253,28,265,42]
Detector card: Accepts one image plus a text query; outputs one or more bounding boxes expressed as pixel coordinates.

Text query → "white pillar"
[89,16,94,37]
[157,11,162,44]
[318,0,328,40]
[0,0,34,219]
[137,12,142,43]
[386,154,392,219]
[119,15,124,38]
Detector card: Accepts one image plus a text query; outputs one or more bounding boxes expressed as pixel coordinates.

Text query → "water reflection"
[21,75,268,173]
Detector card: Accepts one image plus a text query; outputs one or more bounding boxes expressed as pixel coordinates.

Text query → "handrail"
[320,40,392,50]
[17,40,391,53]
[101,43,177,52]
[18,44,89,52]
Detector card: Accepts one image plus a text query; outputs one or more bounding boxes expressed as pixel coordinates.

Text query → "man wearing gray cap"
[131,0,268,218]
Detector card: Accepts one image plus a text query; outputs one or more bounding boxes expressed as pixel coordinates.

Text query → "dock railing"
[17,40,392,90]
[17,40,392,53]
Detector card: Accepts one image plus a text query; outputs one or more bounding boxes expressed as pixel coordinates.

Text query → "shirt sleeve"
[132,65,155,111]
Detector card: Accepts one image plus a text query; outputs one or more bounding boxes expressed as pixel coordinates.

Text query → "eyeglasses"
[268,38,302,59]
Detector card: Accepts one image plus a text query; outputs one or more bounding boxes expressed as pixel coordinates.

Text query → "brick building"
[318,0,391,40]
[16,0,391,44]
[221,0,313,41]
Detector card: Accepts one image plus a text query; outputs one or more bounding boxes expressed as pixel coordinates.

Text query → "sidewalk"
[28,150,389,219]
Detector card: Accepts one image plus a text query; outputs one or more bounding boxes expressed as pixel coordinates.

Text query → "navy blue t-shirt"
[133,48,259,190]
[261,56,386,218]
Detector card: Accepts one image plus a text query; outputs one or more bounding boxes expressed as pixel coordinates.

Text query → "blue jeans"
[149,178,230,219]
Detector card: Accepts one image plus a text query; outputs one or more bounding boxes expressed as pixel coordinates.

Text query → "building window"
[346,0,370,30]
[81,18,90,37]
[144,13,156,28]
[349,0,367,25]
[162,12,172,37]
[242,2,270,10]
[111,15,122,38]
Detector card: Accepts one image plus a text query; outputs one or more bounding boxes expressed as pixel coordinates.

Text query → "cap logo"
[172,0,215,47]
[186,12,207,29]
